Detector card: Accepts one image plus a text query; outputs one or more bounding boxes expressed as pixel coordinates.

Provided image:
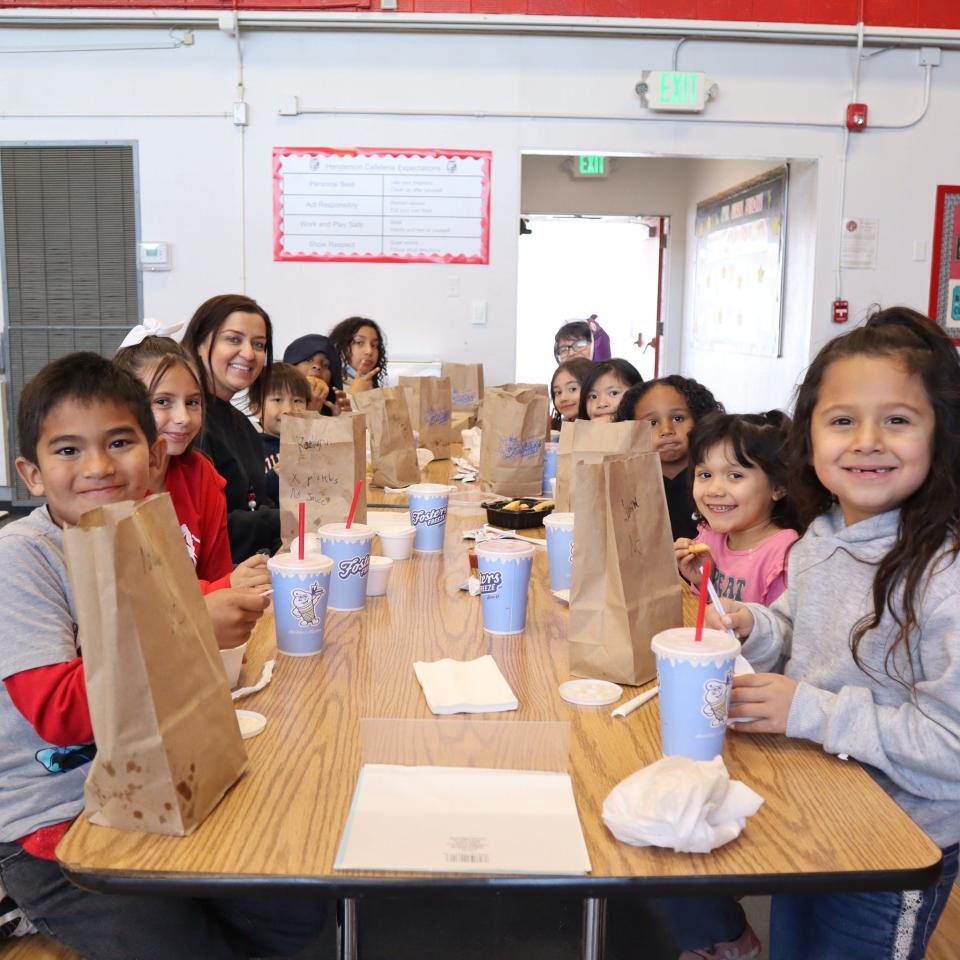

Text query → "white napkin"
[602,756,763,853]
[416,448,435,470]
[231,659,276,701]
[413,655,518,714]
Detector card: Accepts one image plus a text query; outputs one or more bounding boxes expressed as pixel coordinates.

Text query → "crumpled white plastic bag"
[601,755,764,853]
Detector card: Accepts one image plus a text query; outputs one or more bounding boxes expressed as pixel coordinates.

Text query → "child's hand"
[674,538,707,584]
[230,553,270,591]
[328,388,351,415]
[205,588,270,650]
[704,599,754,640]
[728,673,798,734]
[306,376,330,409]
[347,368,380,394]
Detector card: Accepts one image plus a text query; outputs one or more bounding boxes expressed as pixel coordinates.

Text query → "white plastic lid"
[235,709,267,739]
[369,555,394,570]
[268,552,333,574]
[407,483,451,496]
[318,522,374,542]
[376,524,415,538]
[559,679,623,706]
[651,627,740,664]
[543,511,574,530]
[475,539,535,559]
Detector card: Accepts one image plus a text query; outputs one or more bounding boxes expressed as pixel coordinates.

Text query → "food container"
[482,498,554,530]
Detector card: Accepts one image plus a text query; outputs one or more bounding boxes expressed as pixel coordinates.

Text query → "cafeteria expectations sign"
[273,147,491,264]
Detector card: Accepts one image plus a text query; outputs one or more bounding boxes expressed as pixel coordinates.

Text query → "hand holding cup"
[205,588,270,650]
[230,553,271,591]
[704,598,755,641]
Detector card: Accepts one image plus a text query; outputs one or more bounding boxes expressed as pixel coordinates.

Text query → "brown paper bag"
[399,375,452,459]
[354,386,420,488]
[441,362,484,412]
[63,495,246,836]
[279,410,368,546]
[568,453,682,685]
[555,418,650,512]
[478,385,548,497]
[493,382,551,440]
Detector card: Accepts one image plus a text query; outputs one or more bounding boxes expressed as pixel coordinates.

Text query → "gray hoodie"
[744,507,960,849]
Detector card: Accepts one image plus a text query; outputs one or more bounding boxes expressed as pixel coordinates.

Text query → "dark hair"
[181,294,274,413]
[577,359,643,420]
[114,336,204,454]
[329,316,387,388]
[555,321,591,343]
[687,410,798,531]
[263,363,311,405]
[614,374,724,424]
[18,352,157,464]
[550,358,594,425]
[789,305,960,691]
[282,333,343,392]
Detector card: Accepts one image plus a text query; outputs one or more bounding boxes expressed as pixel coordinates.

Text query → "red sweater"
[164,451,233,594]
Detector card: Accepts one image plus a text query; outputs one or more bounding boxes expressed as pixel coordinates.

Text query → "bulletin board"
[928,185,960,341]
[273,147,491,264]
[691,166,788,358]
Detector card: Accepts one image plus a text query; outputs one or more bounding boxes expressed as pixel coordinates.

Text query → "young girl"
[182,293,281,562]
[329,316,386,394]
[615,375,723,539]
[676,411,799,605]
[114,335,269,593]
[577,358,643,421]
[717,307,960,960]
[550,357,594,428]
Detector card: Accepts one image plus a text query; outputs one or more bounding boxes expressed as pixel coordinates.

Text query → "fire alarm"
[833,299,850,323]
[846,103,868,131]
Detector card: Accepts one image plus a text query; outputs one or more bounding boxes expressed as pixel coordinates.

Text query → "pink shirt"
[692,525,799,606]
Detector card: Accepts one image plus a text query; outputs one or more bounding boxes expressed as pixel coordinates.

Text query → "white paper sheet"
[335,764,592,875]
[413,655,518,714]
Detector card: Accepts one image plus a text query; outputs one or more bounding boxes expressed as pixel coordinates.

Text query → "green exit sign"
[643,71,708,112]
[575,155,607,178]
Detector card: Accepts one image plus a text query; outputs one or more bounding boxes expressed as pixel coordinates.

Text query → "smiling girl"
[577,358,642,421]
[182,294,280,561]
[550,357,594,428]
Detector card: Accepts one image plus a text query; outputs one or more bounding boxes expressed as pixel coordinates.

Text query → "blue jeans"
[0,841,329,960]
[770,843,959,960]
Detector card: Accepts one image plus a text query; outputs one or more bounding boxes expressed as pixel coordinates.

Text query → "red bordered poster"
[273,147,491,264]
[928,184,960,341]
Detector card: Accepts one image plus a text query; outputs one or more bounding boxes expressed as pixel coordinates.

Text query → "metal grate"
[1,145,140,503]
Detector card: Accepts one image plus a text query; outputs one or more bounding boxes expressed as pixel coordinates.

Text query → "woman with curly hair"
[328,316,387,394]
[614,374,724,538]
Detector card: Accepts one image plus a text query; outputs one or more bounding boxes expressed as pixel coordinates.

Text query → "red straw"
[345,479,363,530]
[694,558,711,643]
[298,503,305,561]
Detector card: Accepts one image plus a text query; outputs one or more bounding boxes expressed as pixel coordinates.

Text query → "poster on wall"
[691,166,788,358]
[273,147,491,264]
[928,185,960,341]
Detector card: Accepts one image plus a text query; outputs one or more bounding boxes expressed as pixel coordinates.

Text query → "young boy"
[258,362,311,504]
[0,353,323,959]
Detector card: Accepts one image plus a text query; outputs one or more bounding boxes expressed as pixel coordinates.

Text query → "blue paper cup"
[267,553,334,657]
[407,483,450,553]
[542,442,559,494]
[543,511,574,592]
[475,539,535,635]
[652,627,741,761]
[318,523,375,612]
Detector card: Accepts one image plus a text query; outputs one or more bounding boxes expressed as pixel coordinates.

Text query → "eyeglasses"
[555,340,590,359]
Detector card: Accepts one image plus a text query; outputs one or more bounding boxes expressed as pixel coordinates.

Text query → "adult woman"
[182,293,280,561]
[329,316,387,394]
[282,333,344,414]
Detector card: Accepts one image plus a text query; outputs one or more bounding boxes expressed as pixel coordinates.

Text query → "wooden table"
[58,459,943,959]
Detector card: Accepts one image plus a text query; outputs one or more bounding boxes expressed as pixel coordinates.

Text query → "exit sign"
[641,71,709,112]
[573,155,608,178]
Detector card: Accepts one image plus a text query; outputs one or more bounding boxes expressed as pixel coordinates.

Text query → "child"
[114,335,269,593]
[329,316,386,394]
[716,307,960,960]
[577,358,643,421]
[552,314,611,363]
[182,293,281,562]
[675,411,799,605]
[282,333,345,414]
[615,375,723,539]
[550,357,594,428]
[0,353,321,959]
[257,362,311,505]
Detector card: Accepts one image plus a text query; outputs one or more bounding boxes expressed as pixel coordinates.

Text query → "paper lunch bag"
[478,385,548,498]
[555,418,650,512]
[279,410,368,547]
[441,362,484,413]
[568,453,682,685]
[63,494,247,836]
[354,386,420,488]
[399,375,452,460]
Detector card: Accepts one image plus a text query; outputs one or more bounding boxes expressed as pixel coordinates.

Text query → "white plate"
[559,679,623,707]
[236,709,267,739]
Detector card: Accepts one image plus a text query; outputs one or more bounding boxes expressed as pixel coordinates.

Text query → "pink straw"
[345,480,362,530]
[298,503,305,561]
[694,558,711,643]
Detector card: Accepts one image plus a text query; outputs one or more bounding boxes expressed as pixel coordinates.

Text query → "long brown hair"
[181,294,274,413]
[789,306,960,690]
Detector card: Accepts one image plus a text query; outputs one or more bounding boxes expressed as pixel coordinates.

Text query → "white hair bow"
[118,317,185,350]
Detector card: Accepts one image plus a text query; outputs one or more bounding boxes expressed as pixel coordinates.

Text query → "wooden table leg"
[338,897,359,960]
[581,896,607,960]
